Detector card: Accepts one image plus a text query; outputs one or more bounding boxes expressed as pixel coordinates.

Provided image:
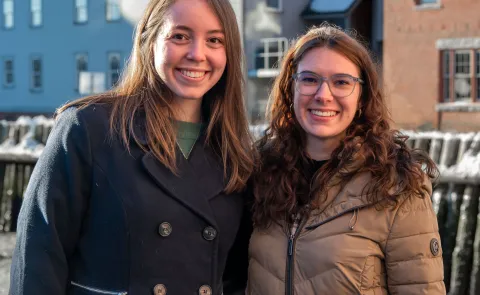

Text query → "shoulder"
[56,103,112,132]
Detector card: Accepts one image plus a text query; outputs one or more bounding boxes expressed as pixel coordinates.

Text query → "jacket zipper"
[71,281,128,295]
[285,215,309,295]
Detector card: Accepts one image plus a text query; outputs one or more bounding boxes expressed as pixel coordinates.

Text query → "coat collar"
[306,172,375,230]
[134,112,224,227]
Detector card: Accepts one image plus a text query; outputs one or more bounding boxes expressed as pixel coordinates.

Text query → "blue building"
[0,0,134,117]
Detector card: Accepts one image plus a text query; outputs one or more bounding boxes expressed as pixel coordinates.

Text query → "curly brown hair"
[252,24,438,228]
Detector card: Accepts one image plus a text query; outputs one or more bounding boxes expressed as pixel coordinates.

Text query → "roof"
[302,0,358,18]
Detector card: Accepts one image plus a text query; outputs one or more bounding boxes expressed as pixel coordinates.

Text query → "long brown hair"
[252,24,438,228]
[57,0,255,193]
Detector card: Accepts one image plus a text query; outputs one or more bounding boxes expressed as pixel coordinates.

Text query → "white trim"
[436,102,480,112]
[414,3,442,11]
[436,38,480,50]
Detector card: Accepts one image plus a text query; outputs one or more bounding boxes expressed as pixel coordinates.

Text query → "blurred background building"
[384,0,480,131]
[0,0,478,131]
[0,0,133,119]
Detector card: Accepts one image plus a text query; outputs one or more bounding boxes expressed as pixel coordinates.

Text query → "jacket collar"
[134,111,223,227]
[306,172,375,230]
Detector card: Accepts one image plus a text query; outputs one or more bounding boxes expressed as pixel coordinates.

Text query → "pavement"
[0,233,15,295]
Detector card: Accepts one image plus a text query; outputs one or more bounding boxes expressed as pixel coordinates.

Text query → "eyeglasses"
[292,72,364,98]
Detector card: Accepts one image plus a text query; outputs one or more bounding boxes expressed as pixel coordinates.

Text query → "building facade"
[243,0,383,123]
[384,0,480,131]
[0,0,134,117]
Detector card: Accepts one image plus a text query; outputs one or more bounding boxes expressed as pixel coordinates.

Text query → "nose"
[187,40,206,62]
[313,79,333,102]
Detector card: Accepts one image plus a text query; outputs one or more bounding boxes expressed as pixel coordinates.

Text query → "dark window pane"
[111,73,119,86]
[443,51,449,75]
[476,51,480,75]
[5,60,12,71]
[443,78,450,101]
[266,0,279,9]
[6,73,13,84]
[34,75,41,88]
[110,57,120,70]
[33,59,41,71]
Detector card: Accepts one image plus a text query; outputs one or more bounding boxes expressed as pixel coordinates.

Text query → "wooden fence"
[0,121,479,294]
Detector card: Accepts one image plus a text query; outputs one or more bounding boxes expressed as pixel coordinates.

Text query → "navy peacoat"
[10,104,251,295]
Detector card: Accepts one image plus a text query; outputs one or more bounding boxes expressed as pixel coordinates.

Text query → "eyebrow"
[172,25,224,35]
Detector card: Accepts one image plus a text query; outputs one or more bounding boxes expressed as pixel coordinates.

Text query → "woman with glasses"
[247,24,446,294]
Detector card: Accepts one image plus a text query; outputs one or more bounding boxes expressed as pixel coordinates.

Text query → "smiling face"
[293,46,361,156]
[153,0,227,121]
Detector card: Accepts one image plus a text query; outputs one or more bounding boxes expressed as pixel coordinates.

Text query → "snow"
[0,116,51,159]
[310,0,356,13]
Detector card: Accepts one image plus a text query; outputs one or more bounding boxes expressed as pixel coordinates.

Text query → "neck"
[172,97,203,123]
[306,136,342,161]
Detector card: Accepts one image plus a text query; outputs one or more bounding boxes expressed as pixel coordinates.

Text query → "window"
[30,0,42,27]
[3,57,14,87]
[106,0,121,21]
[255,38,288,70]
[79,72,105,95]
[477,50,480,101]
[266,0,282,11]
[75,53,88,91]
[3,0,13,29]
[75,0,88,24]
[419,0,438,4]
[441,49,480,102]
[30,56,42,91]
[108,52,121,88]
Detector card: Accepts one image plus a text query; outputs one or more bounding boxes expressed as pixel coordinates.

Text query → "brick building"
[384,0,480,131]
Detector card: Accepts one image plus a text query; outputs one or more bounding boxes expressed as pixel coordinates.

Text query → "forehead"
[297,47,359,76]
[162,0,223,32]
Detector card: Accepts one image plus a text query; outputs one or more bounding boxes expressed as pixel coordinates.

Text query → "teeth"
[311,110,336,117]
[180,70,205,78]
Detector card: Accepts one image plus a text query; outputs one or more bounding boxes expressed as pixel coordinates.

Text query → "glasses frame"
[292,71,364,98]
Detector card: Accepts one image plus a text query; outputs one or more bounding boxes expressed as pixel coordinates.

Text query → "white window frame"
[30,55,42,92]
[74,0,88,24]
[265,0,282,12]
[107,52,121,88]
[30,0,42,27]
[3,57,14,88]
[414,0,441,10]
[453,50,472,102]
[75,53,88,91]
[106,0,121,22]
[256,37,288,70]
[3,0,14,29]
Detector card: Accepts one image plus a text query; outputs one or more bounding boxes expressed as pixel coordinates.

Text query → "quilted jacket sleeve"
[384,180,446,295]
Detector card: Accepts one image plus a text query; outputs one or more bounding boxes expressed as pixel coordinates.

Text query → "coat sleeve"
[222,185,253,295]
[384,180,446,295]
[10,107,93,295]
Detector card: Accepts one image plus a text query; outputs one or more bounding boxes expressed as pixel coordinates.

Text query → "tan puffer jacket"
[247,173,446,295]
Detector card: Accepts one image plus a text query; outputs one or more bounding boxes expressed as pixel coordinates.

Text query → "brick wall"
[383,0,480,131]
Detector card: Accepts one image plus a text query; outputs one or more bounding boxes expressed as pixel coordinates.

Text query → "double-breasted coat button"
[158,222,172,237]
[153,284,167,295]
[202,226,217,241]
[199,285,212,295]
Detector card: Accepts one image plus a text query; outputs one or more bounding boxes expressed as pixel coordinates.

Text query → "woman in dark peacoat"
[10,0,255,294]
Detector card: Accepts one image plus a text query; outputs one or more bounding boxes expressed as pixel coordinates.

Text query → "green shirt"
[175,120,203,159]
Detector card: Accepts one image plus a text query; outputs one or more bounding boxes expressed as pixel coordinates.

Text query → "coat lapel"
[141,134,224,227]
